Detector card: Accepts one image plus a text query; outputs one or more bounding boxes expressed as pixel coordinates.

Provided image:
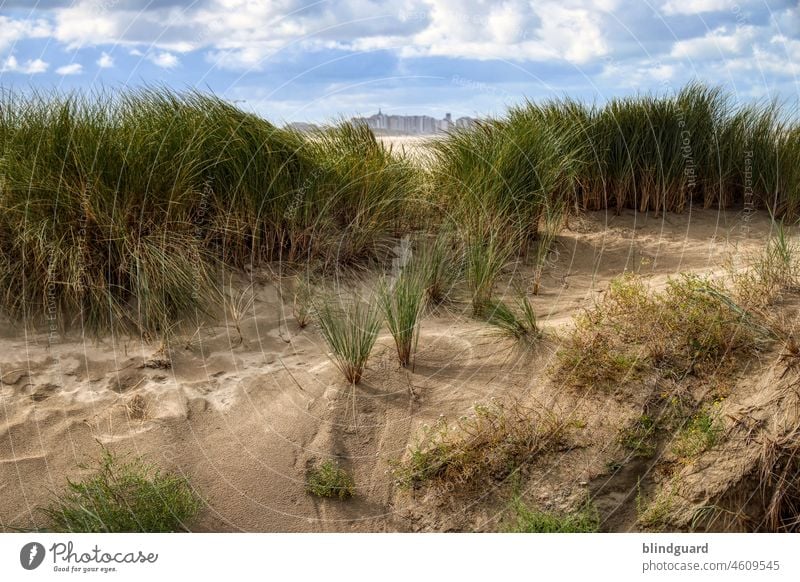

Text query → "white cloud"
[55,63,83,75]
[25,58,50,74]
[398,0,607,63]
[600,59,680,88]
[0,0,793,106]
[0,16,52,51]
[97,51,113,68]
[54,4,119,49]
[671,26,758,59]
[661,0,739,16]
[149,51,179,68]
[1,55,49,74]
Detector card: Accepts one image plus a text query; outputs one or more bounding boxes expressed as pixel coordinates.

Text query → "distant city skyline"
[352,109,476,134]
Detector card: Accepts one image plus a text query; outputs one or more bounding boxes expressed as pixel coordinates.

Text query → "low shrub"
[306,460,355,500]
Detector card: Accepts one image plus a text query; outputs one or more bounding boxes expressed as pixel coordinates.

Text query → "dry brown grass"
[126,393,150,421]
[391,400,566,495]
[757,423,800,531]
[557,273,770,389]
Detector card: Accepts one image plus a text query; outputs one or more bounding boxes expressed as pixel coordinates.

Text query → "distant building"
[352,110,477,135]
[455,116,475,129]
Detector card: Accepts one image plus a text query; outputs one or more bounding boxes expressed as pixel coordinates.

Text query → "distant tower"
[445,113,452,123]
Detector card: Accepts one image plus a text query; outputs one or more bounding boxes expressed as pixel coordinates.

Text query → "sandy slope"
[0,209,782,532]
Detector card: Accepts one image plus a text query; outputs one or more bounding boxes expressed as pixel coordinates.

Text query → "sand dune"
[0,209,788,532]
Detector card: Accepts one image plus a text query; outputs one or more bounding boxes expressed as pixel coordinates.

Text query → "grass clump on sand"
[378,270,427,368]
[481,293,540,345]
[39,449,200,533]
[504,495,600,533]
[314,294,382,384]
[306,460,355,500]
[391,401,564,493]
[407,232,463,306]
[464,227,518,315]
[301,123,419,265]
[557,273,769,388]
[732,220,800,310]
[291,275,316,328]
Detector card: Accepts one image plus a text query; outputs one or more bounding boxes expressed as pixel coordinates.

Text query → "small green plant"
[378,270,427,368]
[637,481,680,530]
[391,401,563,492]
[314,294,382,384]
[618,414,658,458]
[504,495,600,533]
[39,449,200,532]
[672,405,724,460]
[482,293,540,345]
[557,325,642,389]
[306,460,355,500]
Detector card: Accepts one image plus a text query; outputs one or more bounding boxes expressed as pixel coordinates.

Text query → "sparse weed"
[557,273,769,388]
[732,220,800,309]
[618,414,658,459]
[637,481,680,530]
[292,276,315,328]
[504,495,600,533]
[672,404,724,460]
[224,276,255,346]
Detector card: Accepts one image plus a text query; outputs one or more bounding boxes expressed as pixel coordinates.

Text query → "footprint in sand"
[107,372,145,394]
[30,383,60,402]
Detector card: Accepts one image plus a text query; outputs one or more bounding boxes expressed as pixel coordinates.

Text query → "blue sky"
[0,0,797,123]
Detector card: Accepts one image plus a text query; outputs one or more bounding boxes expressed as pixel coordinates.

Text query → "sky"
[0,0,798,123]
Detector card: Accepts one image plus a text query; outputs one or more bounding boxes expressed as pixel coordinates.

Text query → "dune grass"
[378,269,427,368]
[1,83,798,337]
[313,293,382,384]
[430,83,799,223]
[482,293,540,345]
[407,232,463,306]
[39,449,200,533]
[0,88,416,336]
[464,226,519,315]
